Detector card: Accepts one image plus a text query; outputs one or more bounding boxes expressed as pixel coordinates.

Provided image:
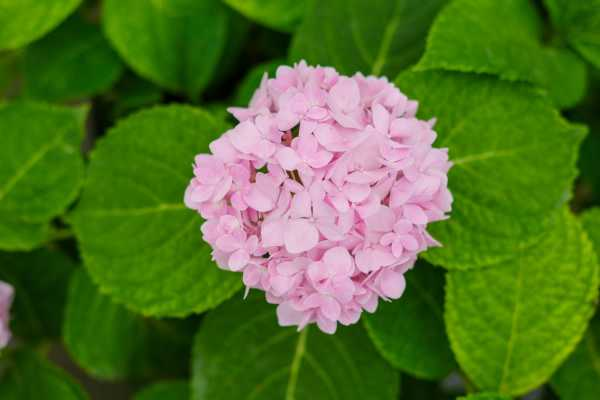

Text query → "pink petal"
[372,103,390,134]
[228,249,250,271]
[275,147,302,171]
[277,302,306,327]
[404,204,428,225]
[229,120,261,154]
[343,183,371,203]
[379,270,406,299]
[319,296,341,321]
[261,219,285,247]
[290,190,312,219]
[284,219,319,254]
[323,247,353,275]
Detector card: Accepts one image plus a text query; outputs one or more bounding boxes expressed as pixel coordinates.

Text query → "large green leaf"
[63,269,196,380]
[223,0,305,33]
[0,249,75,341]
[396,71,585,270]
[445,209,599,395]
[70,105,241,317]
[23,16,123,102]
[417,0,586,108]
[192,294,399,400]
[0,0,83,50]
[0,350,88,399]
[134,381,189,400]
[103,0,229,96]
[0,102,86,250]
[551,313,600,400]
[549,209,600,400]
[364,262,455,379]
[290,0,447,77]
[544,0,600,69]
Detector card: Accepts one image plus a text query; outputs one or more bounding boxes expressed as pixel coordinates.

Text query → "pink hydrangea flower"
[0,281,14,349]
[185,61,452,334]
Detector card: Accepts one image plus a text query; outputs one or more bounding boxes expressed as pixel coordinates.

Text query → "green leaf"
[0,101,86,250]
[70,105,241,317]
[0,0,83,50]
[192,294,399,400]
[103,0,229,96]
[0,350,88,399]
[223,0,306,33]
[551,210,600,399]
[364,262,455,379]
[0,218,50,251]
[458,394,511,400]
[134,381,189,400]
[445,209,599,395]
[290,0,447,77]
[544,0,600,69]
[417,0,586,108]
[233,59,283,106]
[0,249,75,341]
[396,71,585,270]
[551,312,600,400]
[23,16,123,102]
[582,208,600,255]
[63,268,196,380]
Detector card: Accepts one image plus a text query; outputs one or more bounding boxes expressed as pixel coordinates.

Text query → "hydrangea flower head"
[0,281,14,349]
[185,61,452,334]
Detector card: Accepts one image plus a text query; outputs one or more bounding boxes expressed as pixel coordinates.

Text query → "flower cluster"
[185,61,452,334]
[0,281,14,349]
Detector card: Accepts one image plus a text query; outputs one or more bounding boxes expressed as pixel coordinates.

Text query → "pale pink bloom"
[184,61,452,334]
[0,281,14,349]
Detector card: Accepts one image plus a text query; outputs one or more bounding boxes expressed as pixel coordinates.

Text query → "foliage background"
[0,0,599,399]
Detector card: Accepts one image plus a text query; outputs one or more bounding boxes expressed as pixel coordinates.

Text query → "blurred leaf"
[70,105,241,317]
[0,249,75,341]
[458,394,511,400]
[103,0,230,97]
[23,16,123,102]
[544,0,600,69]
[233,58,282,106]
[364,262,455,379]
[290,0,447,77]
[0,350,88,399]
[109,73,163,119]
[0,51,20,99]
[0,0,83,50]
[445,209,598,396]
[134,381,189,400]
[207,10,250,88]
[191,293,399,400]
[400,375,455,400]
[397,71,585,270]
[417,0,587,108]
[223,0,306,33]
[64,269,195,380]
[0,102,86,250]
[551,312,600,400]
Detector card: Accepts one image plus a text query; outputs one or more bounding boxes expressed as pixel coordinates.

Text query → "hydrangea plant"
[0,0,599,399]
